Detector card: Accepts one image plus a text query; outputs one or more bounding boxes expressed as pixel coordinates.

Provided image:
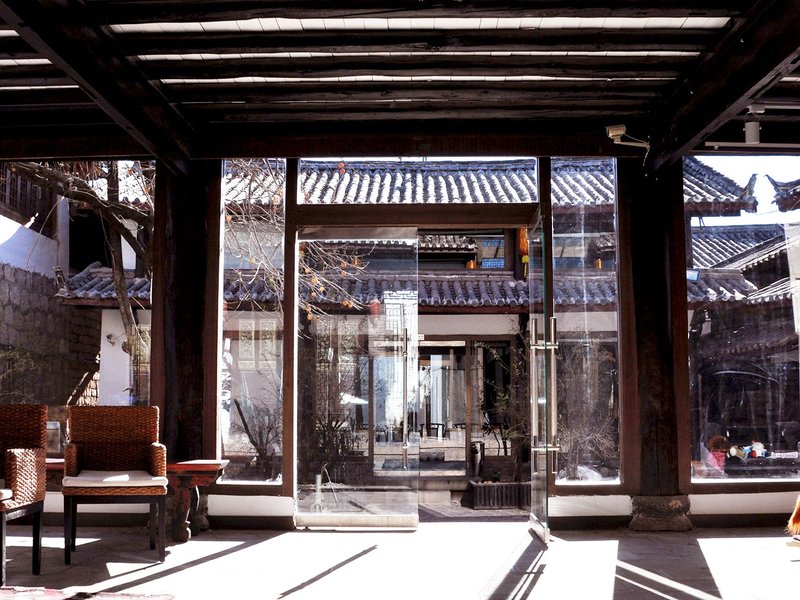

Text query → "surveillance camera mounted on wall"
[606,124,650,149]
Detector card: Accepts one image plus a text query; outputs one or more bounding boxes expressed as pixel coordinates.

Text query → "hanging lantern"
[517,228,529,256]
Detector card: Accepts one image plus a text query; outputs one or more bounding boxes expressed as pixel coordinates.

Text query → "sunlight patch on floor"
[697,535,798,600]
[615,560,720,600]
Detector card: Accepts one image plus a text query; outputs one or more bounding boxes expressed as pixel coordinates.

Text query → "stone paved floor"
[2,507,799,599]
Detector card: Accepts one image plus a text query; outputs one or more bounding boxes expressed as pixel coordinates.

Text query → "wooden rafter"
[167,79,666,103]
[0,0,194,175]
[2,1,798,161]
[647,0,800,170]
[91,1,746,23]
[141,54,691,81]
[118,28,720,55]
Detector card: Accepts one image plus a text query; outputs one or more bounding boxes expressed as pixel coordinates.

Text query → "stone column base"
[629,495,692,531]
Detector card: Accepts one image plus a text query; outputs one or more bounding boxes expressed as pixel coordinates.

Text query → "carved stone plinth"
[629,495,692,531]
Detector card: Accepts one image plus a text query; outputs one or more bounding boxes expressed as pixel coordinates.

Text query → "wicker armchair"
[62,406,167,564]
[0,404,47,586]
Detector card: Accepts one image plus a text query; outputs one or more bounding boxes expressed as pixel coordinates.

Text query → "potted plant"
[471,337,531,509]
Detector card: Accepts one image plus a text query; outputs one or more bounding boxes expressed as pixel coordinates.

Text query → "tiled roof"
[767,175,800,212]
[550,159,614,211]
[690,224,784,268]
[296,157,753,213]
[418,234,477,253]
[683,158,757,215]
[59,264,757,310]
[57,262,151,302]
[722,231,800,272]
[745,278,797,305]
[686,269,758,304]
[696,315,798,359]
[300,159,538,205]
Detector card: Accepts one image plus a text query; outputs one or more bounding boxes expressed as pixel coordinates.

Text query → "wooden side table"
[167,460,228,543]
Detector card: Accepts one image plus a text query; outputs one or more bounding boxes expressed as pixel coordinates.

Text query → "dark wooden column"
[616,158,692,530]
[281,158,299,497]
[151,159,223,461]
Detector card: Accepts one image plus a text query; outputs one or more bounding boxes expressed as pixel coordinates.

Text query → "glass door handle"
[530,317,558,446]
[547,317,558,446]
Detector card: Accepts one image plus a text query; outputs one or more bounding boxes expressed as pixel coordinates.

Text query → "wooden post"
[616,158,691,530]
[281,158,299,497]
[151,159,223,461]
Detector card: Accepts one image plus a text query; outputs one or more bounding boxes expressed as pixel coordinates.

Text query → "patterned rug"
[0,589,173,600]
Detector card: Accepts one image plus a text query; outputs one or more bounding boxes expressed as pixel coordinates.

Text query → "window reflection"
[219,158,285,483]
[689,157,800,481]
[550,158,621,484]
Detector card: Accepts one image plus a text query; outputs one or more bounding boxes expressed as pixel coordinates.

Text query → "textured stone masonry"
[0,262,100,414]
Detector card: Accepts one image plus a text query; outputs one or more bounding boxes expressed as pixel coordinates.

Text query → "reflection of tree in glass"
[556,342,618,480]
[223,159,372,322]
[479,338,530,483]
[9,160,154,368]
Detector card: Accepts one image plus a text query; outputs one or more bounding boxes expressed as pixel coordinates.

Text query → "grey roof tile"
[687,269,758,303]
[683,157,757,214]
[745,277,796,304]
[295,157,751,212]
[57,262,151,301]
[58,265,757,309]
[690,224,784,268]
[767,174,800,212]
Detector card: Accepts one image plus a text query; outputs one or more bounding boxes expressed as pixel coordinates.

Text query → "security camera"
[606,124,626,140]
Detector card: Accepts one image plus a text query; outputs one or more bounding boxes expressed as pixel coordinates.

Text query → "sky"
[695,155,800,226]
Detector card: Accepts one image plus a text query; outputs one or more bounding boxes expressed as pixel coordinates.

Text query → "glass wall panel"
[551,158,621,484]
[689,157,800,481]
[219,159,285,483]
[295,230,418,526]
[419,342,467,474]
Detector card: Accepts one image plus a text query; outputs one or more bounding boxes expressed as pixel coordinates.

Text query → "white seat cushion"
[62,470,168,488]
[0,478,11,501]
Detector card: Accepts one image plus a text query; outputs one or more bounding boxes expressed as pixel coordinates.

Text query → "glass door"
[418,342,467,475]
[294,227,419,528]
[528,212,556,544]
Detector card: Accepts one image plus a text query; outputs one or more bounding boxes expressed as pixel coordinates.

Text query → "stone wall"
[0,262,100,421]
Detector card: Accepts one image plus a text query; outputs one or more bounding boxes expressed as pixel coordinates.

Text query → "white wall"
[419,314,520,337]
[196,491,797,519]
[99,308,151,405]
[122,219,138,270]
[0,213,58,277]
[556,311,618,335]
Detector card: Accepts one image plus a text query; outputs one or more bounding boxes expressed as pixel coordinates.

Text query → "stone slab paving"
[2,518,799,599]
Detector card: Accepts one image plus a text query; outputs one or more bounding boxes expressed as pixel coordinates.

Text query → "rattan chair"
[62,406,167,564]
[0,404,47,586]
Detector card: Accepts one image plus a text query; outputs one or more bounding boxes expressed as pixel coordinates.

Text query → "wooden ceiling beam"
[0,106,113,127]
[166,79,667,103]
[92,1,746,23]
[143,54,690,80]
[647,0,800,171]
[0,0,194,175]
[0,124,150,160]
[197,121,645,159]
[120,28,719,55]
[190,105,645,124]
[0,120,641,160]
[0,63,71,82]
[0,32,37,58]
[0,87,92,107]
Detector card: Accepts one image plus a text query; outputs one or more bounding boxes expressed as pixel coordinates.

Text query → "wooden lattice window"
[0,163,56,238]
[129,327,151,406]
